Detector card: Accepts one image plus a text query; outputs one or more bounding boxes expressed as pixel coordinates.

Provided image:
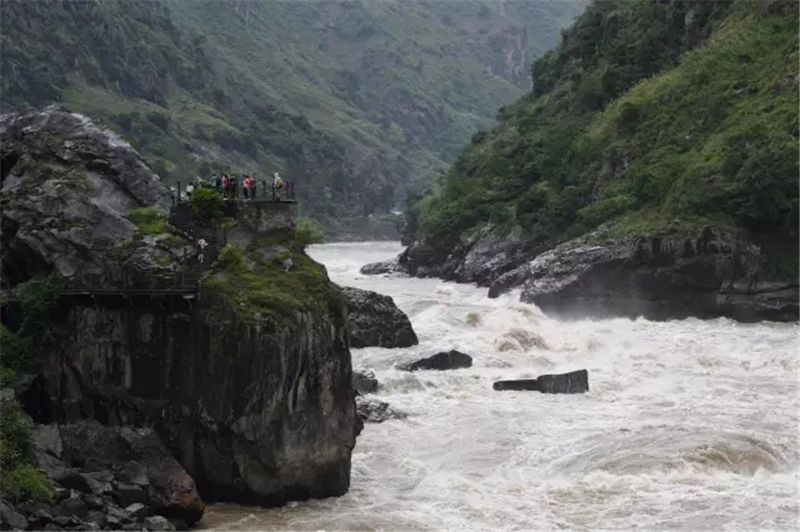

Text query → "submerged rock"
[355,396,407,423]
[342,286,418,348]
[399,350,473,371]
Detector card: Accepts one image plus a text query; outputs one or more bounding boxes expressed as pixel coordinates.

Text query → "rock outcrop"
[490,227,798,322]
[398,350,473,372]
[0,106,175,287]
[342,286,418,348]
[351,369,379,396]
[28,421,203,529]
[370,221,798,322]
[1,107,360,516]
[355,397,407,424]
[493,369,589,394]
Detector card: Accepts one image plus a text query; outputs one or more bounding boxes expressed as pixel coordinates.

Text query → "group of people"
[183,172,287,201]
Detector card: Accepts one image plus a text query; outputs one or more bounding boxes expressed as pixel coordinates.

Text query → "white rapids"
[203,241,800,531]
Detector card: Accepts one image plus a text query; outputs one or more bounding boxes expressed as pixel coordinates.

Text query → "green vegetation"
[0,0,582,235]
[0,279,63,389]
[207,240,341,324]
[0,280,59,504]
[127,207,167,235]
[190,188,224,222]
[293,218,326,252]
[0,399,55,504]
[412,0,798,251]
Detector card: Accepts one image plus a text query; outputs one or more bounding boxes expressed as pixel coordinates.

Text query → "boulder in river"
[355,396,407,423]
[342,286,418,348]
[493,369,589,394]
[351,369,379,396]
[399,350,473,371]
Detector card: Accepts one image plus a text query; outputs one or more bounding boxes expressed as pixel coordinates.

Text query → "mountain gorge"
[391,0,799,322]
[0,0,583,236]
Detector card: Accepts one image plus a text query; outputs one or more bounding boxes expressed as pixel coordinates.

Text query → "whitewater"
[204,241,799,530]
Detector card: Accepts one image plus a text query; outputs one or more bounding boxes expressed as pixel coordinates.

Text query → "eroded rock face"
[493,227,799,322]
[0,106,174,287]
[342,286,418,348]
[392,220,797,322]
[30,296,358,507]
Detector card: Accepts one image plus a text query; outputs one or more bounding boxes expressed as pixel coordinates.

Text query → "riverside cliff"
[0,107,359,528]
[367,0,799,323]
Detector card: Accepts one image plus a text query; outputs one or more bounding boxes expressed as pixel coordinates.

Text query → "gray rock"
[82,495,105,511]
[81,474,113,496]
[0,499,28,531]
[342,286,418,348]
[359,258,401,275]
[145,515,175,531]
[53,495,87,518]
[114,483,146,507]
[398,350,472,372]
[125,503,149,521]
[351,369,378,396]
[118,460,149,486]
[35,423,64,458]
[493,369,589,394]
[42,523,65,531]
[355,397,407,423]
[508,227,799,322]
[38,454,92,493]
[86,510,107,529]
[0,107,173,287]
[58,421,203,524]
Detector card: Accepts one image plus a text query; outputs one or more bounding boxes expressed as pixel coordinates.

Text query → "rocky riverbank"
[362,223,798,323]
[0,107,361,529]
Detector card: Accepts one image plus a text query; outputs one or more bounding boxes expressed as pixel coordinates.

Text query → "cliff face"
[34,295,356,505]
[1,107,359,514]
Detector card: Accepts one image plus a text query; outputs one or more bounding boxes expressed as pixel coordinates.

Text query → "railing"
[172,179,296,205]
[54,263,205,298]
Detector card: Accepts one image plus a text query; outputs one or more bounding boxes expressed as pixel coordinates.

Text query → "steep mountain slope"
[0,0,582,234]
[396,0,798,321]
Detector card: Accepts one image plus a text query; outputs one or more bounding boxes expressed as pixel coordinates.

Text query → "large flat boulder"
[342,286,418,348]
[493,369,589,394]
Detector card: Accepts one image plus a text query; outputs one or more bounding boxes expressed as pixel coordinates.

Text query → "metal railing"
[172,179,296,205]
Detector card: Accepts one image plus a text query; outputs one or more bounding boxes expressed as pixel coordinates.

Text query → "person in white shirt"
[197,238,208,264]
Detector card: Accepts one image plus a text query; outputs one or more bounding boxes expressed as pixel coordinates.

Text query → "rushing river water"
[203,241,799,531]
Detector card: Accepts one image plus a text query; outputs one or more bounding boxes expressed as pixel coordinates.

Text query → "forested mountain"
[409,0,798,254]
[0,0,582,234]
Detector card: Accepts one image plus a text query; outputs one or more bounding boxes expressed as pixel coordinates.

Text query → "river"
[203,241,799,530]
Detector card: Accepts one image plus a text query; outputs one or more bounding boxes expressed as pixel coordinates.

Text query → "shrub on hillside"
[293,217,326,252]
[0,399,54,504]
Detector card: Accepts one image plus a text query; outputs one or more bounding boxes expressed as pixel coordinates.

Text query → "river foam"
[202,241,799,531]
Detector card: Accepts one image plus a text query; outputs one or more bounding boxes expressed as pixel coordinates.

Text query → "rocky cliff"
[371,0,798,323]
[0,107,359,526]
